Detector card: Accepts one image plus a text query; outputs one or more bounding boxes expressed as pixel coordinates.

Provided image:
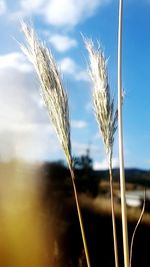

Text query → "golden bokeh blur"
[0,161,53,267]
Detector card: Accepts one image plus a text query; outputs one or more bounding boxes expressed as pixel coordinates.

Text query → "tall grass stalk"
[21,22,91,267]
[85,39,119,267]
[117,1,130,267]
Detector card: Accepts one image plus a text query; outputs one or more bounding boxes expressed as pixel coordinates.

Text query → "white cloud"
[77,71,89,82]
[59,57,76,74]
[1,122,51,133]
[0,52,64,162]
[0,126,62,162]
[0,73,37,127]
[93,157,119,170]
[0,51,88,161]
[71,120,87,129]
[0,0,6,16]
[59,57,89,81]
[43,0,108,28]
[20,0,46,13]
[0,52,32,73]
[16,0,110,29]
[49,34,77,52]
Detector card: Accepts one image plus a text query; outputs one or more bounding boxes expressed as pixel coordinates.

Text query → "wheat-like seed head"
[20,22,72,167]
[85,38,118,160]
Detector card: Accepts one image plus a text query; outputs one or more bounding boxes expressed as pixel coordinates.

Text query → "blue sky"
[0,0,150,169]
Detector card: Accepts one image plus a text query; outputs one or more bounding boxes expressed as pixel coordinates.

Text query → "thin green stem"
[118,1,130,267]
[108,158,119,267]
[69,165,91,267]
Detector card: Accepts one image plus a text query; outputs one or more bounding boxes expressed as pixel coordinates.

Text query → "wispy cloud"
[10,0,110,29]
[49,34,77,52]
[20,0,45,13]
[42,0,110,28]
[59,57,89,81]
[0,69,39,127]
[0,51,61,161]
[1,122,52,133]
[0,126,62,162]
[0,0,7,16]
[0,50,88,161]
[0,52,32,73]
[71,120,88,129]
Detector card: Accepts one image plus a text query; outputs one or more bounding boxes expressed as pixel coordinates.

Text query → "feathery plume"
[21,22,91,267]
[20,21,72,167]
[84,39,117,161]
[85,38,119,267]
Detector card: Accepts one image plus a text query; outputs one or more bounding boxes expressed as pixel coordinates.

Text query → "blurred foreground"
[0,160,149,267]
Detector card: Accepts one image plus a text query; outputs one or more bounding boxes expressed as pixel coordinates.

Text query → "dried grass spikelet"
[85,38,119,267]
[84,38,117,161]
[21,22,91,267]
[20,21,72,168]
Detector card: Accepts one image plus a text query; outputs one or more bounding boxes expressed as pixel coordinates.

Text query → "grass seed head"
[21,21,72,167]
[84,38,118,160]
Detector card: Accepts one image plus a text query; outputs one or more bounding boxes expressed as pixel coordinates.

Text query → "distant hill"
[0,161,149,197]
